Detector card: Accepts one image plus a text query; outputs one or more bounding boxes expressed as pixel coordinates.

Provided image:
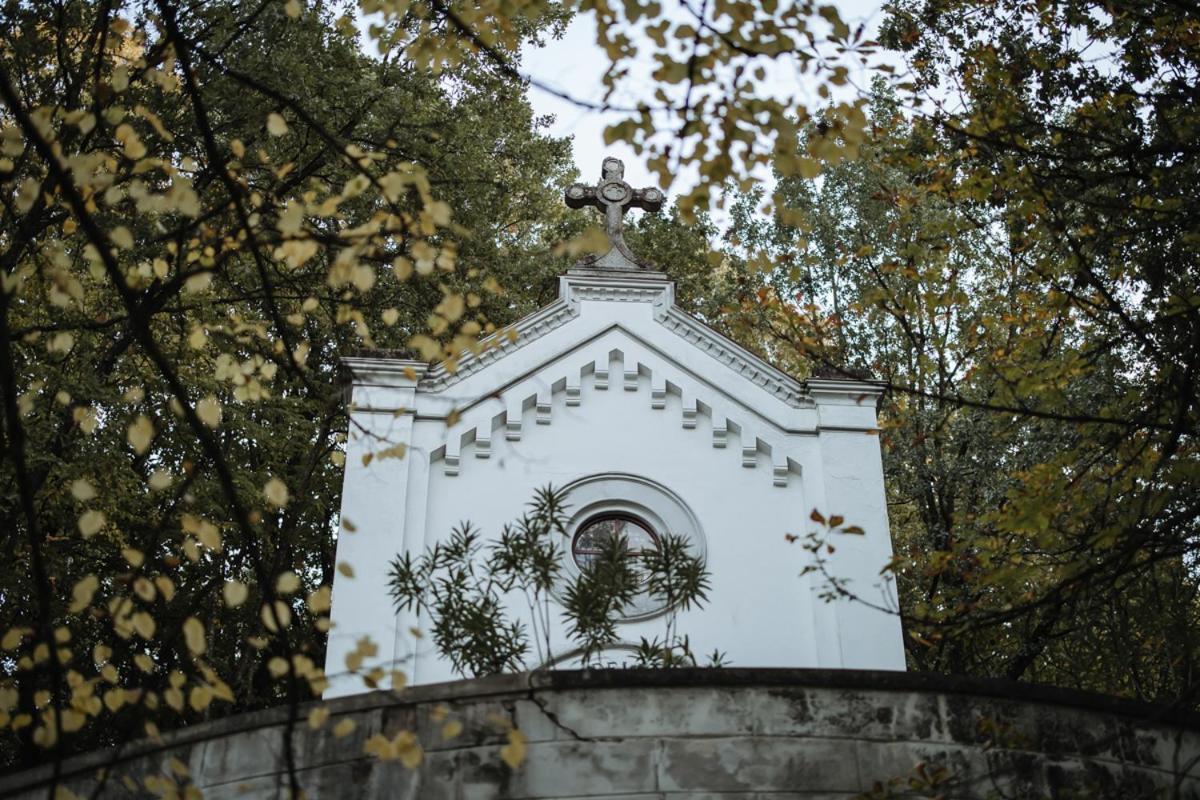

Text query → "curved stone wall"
[2,669,1198,799]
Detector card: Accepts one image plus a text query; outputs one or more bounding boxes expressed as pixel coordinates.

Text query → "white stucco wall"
[324,271,905,696]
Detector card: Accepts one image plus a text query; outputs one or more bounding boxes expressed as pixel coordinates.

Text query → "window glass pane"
[572,515,657,574]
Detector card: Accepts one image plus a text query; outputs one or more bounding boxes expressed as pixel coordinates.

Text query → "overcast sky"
[519,0,899,201]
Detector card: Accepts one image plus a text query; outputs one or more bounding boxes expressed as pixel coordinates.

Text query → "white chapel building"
[324,158,905,696]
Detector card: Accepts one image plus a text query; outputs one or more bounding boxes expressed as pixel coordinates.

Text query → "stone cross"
[565,157,664,270]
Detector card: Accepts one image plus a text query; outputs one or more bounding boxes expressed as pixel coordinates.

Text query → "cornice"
[658,308,813,409]
[805,378,885,395]
[341,355,427,388]
[417,299,579,393]
[561,272,673,315]
[568,283,669,306]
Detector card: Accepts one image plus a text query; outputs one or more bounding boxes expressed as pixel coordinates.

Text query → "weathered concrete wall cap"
[2,669,1198,799]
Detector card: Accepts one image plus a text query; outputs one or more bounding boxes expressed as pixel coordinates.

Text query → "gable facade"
[325,268,906,695]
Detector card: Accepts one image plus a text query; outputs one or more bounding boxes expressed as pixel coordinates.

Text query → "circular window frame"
[570,513,660,576]
[554,473,706,621]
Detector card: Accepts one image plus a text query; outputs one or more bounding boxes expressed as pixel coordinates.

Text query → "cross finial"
[565,157,665,270]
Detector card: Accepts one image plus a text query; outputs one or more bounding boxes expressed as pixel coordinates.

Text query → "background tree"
[873,0,1200,703]
[0,0,582,768]
[721,4,1200,703]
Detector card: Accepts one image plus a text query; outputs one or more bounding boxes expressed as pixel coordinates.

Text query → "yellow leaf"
[411,241,436,274]
[49,332,74,353]
[308,706,330,729]
[395,731,422,768]
[261,601,291,632]
[131,612,155,640]
[427,200,451,227]
[115,124,146,160]
[797,157,822,179]
[183,618,206,656]
[78,510,106,538]
[266,112,289,137]
[70,576,99,613]
[275,239,318,269]
[196,396,222,428]
[441,719,463,741]
[435,292,465,323]
[103,688,126,713]
[337,562,354,578]
[284,0,301,18]
[500,729,526,768]
[111,66,130,92]
[189,685,213,712]
[277,202,304,235]
[184,271,212,293]
[154,576,176,601]
[121,548,144,567]
[74,407,98,434]
[3,628,24,650]
[392,256,412,281]
[70,479,96,502]
[110,226,134,250]
[148,470,172,491]
[364,732,392,758]
[222,581,248,608]
[263,477,289,508]
[183,514,222,551]
[268,657,289,677]
[333,718,355,738]
[127,416,154,454]
[276,571,300,594]
[560,226,609,257]
[306,585,331,614]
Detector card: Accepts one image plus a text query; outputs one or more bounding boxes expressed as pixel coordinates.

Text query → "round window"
[571,514,659,577]
[552,473,706,622]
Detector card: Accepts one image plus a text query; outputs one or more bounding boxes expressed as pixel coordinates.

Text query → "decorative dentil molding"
[429,349,802,490]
